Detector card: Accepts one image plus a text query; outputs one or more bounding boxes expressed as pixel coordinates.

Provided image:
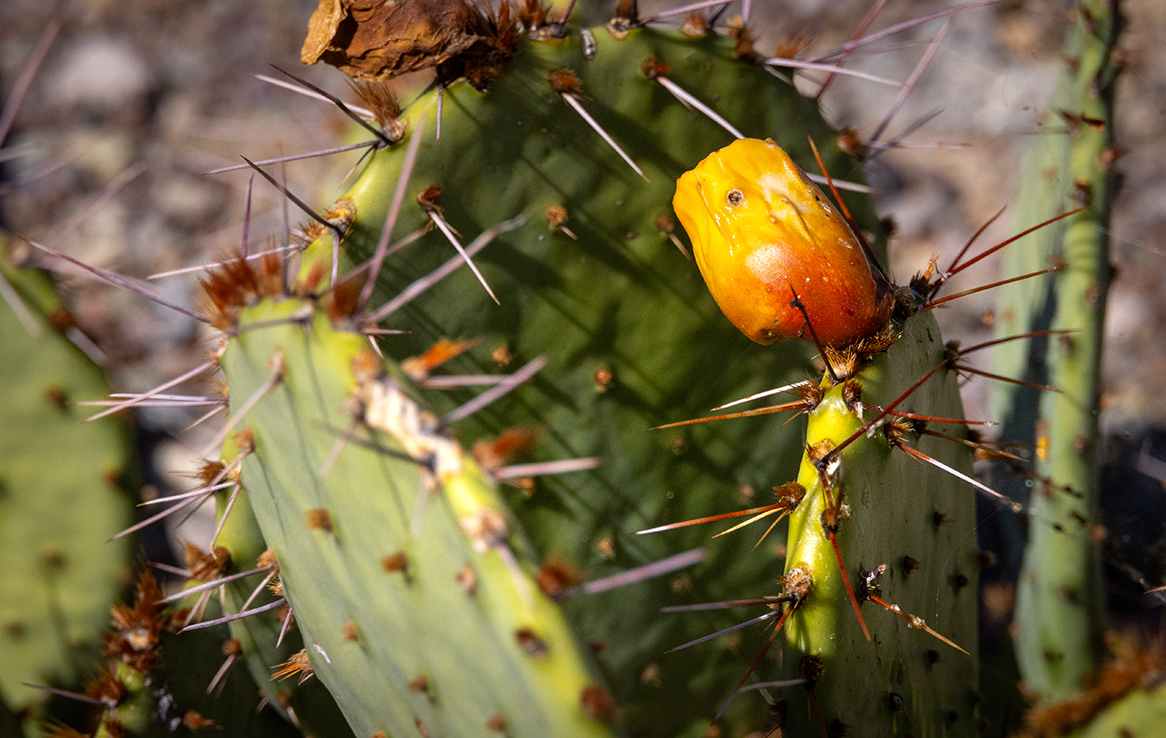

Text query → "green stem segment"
[780,313,980,736]
[997,0,1120,702]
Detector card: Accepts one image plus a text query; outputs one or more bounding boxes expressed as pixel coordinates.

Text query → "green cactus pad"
[776,311,980,737]
[0,245,134,734]
[992,0,1119,702]
[218,298,618,738]
[1064,682,1166,738]
[208,448,354,738]
[291,24,886,735]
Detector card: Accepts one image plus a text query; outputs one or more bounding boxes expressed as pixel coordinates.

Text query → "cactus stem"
[323,420,370,479]
[180,597,287,633]
[232,307,316,335]
[812,456,874,641]
[821,514,872,643]
[822,361,946,469]
[200,359,282,456]
[318,423,432,469]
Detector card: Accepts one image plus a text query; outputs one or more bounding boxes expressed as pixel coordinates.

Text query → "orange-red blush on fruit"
[673,138,891,347]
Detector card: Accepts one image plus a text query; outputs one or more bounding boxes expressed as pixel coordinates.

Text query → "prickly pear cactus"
[0,243,135,737]
[50,4,1030,736]
[284,10,889,736]
[671,137,980,735]
[775,312,978,736]
[991,0,1120,704]
[210,282,619,738]
[210,470,355,738]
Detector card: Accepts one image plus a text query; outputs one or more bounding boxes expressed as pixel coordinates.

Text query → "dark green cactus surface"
[778,311,978,737]
[285,21,891,737]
